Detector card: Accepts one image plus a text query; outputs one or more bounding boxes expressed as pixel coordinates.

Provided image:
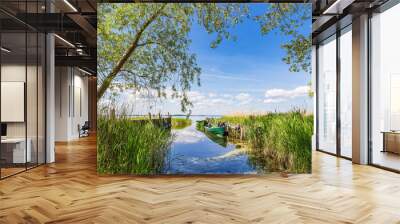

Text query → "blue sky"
[128,4,312,115]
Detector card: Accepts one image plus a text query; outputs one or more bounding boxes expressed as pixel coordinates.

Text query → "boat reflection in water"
[203,131,228,148]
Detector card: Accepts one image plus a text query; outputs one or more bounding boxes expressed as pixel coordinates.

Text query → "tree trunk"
[97,4,167,102]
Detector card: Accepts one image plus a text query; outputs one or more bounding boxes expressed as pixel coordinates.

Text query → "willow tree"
[97,3,311,112]
[97,3,248,112]
[255,3,312,96]
[255,3,311,73]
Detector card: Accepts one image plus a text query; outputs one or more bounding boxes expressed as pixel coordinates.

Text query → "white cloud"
[210,98,226,104]
[234,93,253,105]
[187,91,206,103]
[222,94,233,99]
[265,85,309,99]
[264,85,309,104]
[263,98,286,104]
[235,93,251,101]
[123,85,310,114]
[208,93,217,98]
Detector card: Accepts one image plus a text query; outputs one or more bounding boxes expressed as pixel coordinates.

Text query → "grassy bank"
[97,115,173,175]
[208,111,313,173]
[171,118,192,129]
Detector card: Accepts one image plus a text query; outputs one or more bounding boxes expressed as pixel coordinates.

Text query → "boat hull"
[205,127,225,135]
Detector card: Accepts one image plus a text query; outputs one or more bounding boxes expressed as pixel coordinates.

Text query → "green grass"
[208,110,313,173]
[171,118,192,129]
[97,115,173,175]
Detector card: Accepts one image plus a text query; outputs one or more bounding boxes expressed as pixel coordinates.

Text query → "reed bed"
[97,115,173,175]
[171,118,192,129]
[209,110,313,173]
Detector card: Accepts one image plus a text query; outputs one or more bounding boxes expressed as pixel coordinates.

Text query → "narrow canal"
[163,116,257,174]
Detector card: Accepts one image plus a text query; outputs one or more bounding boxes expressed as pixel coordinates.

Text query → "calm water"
[162,116,257,174]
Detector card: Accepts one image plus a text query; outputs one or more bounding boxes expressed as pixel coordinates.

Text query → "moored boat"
[205,126,225,135]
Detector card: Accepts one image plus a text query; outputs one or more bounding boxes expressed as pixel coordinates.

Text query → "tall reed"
[97,115,173,175]
[210,110,313,173]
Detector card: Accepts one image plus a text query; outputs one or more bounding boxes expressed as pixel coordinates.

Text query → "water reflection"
[173,128,204,144]
[163,116,257,174]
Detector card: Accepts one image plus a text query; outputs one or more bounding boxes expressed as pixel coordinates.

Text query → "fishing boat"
[205,126,225,135]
